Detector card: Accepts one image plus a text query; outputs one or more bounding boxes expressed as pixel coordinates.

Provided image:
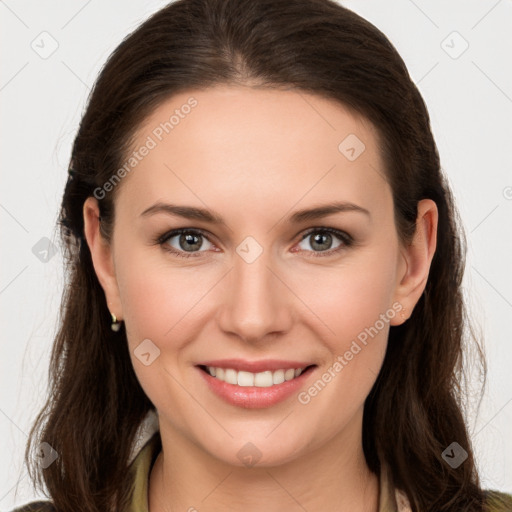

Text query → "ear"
[83,196,123,320]
[390,198,438,326]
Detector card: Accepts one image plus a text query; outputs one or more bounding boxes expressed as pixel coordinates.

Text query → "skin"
[83,85,437,511]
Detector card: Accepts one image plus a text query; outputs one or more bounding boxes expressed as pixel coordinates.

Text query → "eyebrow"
[139,200,370,224]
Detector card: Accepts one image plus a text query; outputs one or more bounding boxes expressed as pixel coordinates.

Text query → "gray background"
[1,0,511,508]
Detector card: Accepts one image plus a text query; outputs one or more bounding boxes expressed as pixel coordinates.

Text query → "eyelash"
[154,227,354,259]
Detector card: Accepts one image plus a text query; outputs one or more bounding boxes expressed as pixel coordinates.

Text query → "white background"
[1,0,511,509]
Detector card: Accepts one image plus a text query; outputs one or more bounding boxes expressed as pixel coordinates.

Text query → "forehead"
[115,85,390,219]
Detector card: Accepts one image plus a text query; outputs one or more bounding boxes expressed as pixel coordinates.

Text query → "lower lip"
[196,366,316,409]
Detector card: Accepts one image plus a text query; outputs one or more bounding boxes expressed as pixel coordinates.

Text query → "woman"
[12,0,512,510]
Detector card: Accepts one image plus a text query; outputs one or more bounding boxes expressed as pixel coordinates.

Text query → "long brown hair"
[24,0,489,510]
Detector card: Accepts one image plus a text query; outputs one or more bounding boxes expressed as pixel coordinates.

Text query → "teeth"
[225,369,237,385]
[206,366,307,387]
[285,369,295,380]
[255,371,273,387]
[237,371,254,386]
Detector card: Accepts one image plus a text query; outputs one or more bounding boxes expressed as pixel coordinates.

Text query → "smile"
[196,361,317,408]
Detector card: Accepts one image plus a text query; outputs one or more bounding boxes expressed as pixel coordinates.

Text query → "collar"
[127,411,411,512]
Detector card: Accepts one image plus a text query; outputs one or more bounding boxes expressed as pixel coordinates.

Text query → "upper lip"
[197,359,315,373]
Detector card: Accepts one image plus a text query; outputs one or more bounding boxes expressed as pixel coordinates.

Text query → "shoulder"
[484,489,512,511]
[10,500,56,512]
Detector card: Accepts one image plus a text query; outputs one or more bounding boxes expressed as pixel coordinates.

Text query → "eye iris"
[310,232,332,251]
[180,232,202,251]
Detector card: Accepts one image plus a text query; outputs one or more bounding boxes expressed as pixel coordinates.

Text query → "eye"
[157,228,216,258]
[294,227,353,257]
[155,226,353,259]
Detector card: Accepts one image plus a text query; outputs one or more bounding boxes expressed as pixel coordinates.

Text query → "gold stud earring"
[111,312,122,332]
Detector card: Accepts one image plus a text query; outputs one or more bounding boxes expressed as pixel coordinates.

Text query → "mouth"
[195,360,318,409]
[197,364,316,387]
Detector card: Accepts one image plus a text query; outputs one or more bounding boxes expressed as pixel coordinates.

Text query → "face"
[85,85,432,469]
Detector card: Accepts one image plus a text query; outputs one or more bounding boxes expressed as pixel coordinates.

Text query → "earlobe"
[390,199,438,326]
[82,197,123,320]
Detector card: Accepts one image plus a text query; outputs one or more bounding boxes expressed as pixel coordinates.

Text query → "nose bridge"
[217,245,291,342]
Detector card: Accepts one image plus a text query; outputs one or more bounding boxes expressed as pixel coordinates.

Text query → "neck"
[148,412,379,512]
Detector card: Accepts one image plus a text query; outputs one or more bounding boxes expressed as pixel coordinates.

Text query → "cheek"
[115,249,220,346]
[114,251,210,406]
[292,252,399,347]
[292,258,396,435]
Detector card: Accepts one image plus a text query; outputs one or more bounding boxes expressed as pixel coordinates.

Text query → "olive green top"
[11,432,512,511]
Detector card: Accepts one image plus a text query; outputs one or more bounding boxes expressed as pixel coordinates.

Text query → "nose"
[216,249,294,344]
